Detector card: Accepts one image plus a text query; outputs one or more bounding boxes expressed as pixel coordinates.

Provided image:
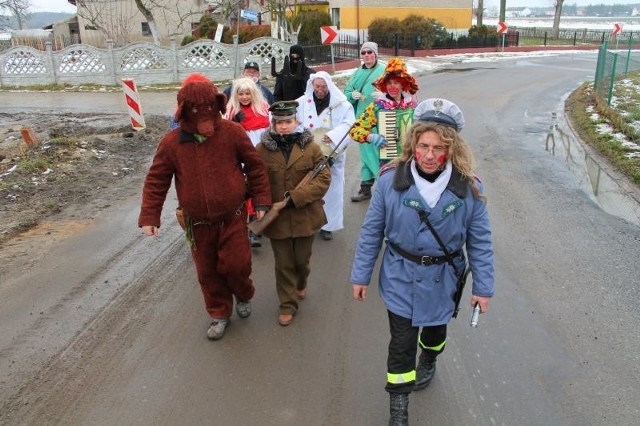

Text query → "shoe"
[206,319,229,340]
[320,230,333,240]
[351,182,373,202]
[296,289,307,300]
[414,354,437,391]
[350,190,372,202]
[388,393,409,425]
[236,300,251,319]
[249,231,261,248]
[278,313,294,326]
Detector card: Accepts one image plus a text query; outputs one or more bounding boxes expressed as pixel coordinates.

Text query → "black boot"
[388,393,409,426]
[351,180,374,202]
[414,351,437,391]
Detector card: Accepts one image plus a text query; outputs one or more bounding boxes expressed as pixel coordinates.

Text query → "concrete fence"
[0,37,292,87]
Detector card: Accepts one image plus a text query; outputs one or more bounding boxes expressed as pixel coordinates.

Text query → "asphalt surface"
[1,52,639,425]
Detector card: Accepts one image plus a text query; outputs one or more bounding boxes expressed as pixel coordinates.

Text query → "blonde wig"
[225,77,269,118]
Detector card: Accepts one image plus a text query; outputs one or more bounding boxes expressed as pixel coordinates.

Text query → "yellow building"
[295,0,331,14]
[329,0,472,34]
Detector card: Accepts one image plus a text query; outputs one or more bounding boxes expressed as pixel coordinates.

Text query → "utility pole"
[477,0,484,27]
[500,0,506,23]
[356,0,360,45]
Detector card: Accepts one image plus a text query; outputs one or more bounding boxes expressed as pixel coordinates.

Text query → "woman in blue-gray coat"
[350,98,494,426]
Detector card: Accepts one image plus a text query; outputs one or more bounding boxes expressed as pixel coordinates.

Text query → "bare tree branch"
[75,0,205,45]
[1,0,31,30]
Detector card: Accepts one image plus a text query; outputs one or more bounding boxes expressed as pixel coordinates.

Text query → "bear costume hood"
[175,81,227,138]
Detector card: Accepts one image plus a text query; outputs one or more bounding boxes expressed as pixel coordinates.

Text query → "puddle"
[547,113,640,226]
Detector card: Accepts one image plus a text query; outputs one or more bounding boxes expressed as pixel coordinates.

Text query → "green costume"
[345,61,386,182]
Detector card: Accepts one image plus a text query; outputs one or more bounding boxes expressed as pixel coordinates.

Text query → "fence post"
[411,35,415,57]
[45,41,57,85]
[171,36,178,83]
[594,41,607,96]
[607,53,618,106]
[107,39,117,85]
[625,37,632,75]
[573,32,577,46]
[394,33,399,56]
[544,32,548,46]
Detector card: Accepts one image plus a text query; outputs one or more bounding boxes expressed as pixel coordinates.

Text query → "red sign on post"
[497,22,508,34]
[320,26,338,45]
[121,78,146,131]
[613,23,623,35]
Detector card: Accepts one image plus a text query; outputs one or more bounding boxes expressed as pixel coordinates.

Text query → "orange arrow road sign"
[497,22,508,34]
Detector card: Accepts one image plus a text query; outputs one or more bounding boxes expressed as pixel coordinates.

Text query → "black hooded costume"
[273,44,315,102]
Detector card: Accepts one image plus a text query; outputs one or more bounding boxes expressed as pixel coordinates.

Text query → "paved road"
[1,52,639,425]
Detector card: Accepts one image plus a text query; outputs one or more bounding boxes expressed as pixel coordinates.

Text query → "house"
[65,0,472,47]
[67,0,270,47]
[328,0,472,35]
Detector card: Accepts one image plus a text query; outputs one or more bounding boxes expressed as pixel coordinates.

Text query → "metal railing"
[594,40,640,105]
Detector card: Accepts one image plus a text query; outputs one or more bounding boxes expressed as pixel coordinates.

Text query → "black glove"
[232,111,246,123]
[325,156,335,167]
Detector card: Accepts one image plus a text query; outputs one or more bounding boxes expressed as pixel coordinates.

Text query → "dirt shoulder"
[0,111,166,252]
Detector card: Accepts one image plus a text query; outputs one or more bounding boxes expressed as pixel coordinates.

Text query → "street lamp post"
[356,0,360,46]
[234,0,244,78]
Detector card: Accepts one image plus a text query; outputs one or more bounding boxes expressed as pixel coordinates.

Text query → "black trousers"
[385,310,447,394]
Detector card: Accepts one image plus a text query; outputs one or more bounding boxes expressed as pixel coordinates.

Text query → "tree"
[476,0,484,27]
[75,0,203,46]
[0,0,31,30]
[133,0,160,44]
[262,0,297,40]
[74,0,135,46]
[552,0,564,39]
[207,0,247,26]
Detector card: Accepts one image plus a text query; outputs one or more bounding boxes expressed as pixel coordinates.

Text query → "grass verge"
[565,81,640,185]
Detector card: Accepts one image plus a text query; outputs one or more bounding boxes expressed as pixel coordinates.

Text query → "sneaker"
[320,230,333,240]
[236,300,252,319]
[206,319,229,340]
[249,231,261,248]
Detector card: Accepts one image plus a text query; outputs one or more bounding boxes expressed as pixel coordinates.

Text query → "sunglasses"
[360,50,374,55]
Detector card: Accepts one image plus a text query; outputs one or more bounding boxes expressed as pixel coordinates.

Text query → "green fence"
[594,40,640,105]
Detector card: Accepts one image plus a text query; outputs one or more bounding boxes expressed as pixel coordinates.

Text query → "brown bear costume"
[139,80,271,339]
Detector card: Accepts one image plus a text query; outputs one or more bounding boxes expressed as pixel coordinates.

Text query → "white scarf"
[410,159,452,208]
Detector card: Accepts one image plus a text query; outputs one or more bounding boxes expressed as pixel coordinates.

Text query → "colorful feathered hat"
[372,58,419,95]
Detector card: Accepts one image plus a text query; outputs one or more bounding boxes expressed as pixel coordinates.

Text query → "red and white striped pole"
[121,78,146,131]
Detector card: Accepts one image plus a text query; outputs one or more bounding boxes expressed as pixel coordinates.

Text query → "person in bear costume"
[139,80,271,341]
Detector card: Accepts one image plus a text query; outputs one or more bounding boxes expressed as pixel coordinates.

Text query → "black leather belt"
[387,240,461,266]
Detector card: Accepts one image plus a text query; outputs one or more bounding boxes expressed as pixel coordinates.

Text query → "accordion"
[378,109,414,160]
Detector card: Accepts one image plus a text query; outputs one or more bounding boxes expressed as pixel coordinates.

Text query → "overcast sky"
[30,0,639,14]
[484,0,638,7]
[30,0,76,14]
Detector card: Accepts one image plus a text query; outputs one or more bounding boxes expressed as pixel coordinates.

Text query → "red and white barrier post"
[121,78,146,131]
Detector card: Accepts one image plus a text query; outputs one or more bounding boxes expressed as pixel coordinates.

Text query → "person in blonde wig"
[225,77,270,146]
[350,98,495,425]
[224,77,272,247]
